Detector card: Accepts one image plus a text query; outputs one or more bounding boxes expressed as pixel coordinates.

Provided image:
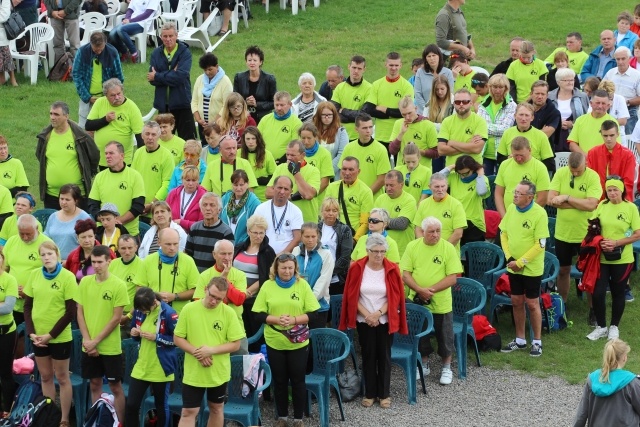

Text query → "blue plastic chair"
[452,278,487,379]
[460,242,504,314]
[546,217,556,254]
[305,328,350,427]
[390,303,433,404]
[138,221,151,241]
[140,348,186,427]
[69,329,90,424]
[224,355,272,427]
[329,294,358,375]
[544,204,557,219]
[13,323,38,382]
[484,175,497,211]
[33,208,57,230]
[247,323,264,346]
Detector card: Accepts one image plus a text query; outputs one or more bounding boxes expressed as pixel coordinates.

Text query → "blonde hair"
[520,40,536,55]
[217,92,249,135]
[247,214,268,232]
[181,165,200,181]
[321,197,340,219]
[598,80,616,98]
[600,339,631,383]
[398,95,414,110]
[39,241,61,259]
[183,139,202,155]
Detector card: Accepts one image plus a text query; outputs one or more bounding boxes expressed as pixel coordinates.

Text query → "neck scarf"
[42,262,62,280]
[274,109,292,121]
[275,275,296,289]
[368,230,388,237]
[461,173,478,183]
[158,248,178,264]
[208,145,220,155]
[516,200,534,213]
[226,189,250,218]
[305,141,319,157]
[202,66,226,98]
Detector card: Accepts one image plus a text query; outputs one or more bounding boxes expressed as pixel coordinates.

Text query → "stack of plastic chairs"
[223,355,271,426]
[451,278,487,379]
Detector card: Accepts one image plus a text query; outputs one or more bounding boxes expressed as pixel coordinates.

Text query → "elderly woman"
[233,215,276,351]
[298,122,333,195]
[351,208,400,263]
[233,45,277,124]
[166,166,206,233]
[340,233,407,408]
[167,140,207,194]
[221,169,261,244]
[506,40,549,103]
[0,192,41,249]
[252,253,320,425]
[312,101,349,180]
[292,72,326,123]
[0,136,28,196]
[138,201,188,259]
[64,218,115,282]
[44,184,92,260]
[587,176,640,341]
[547,67,589,152]
[155,113,186,166]
[216,92,257,145]
[238,126,276,202]
[414,44,455,114]
[439,155,489,246]
[192,52,233,146]
[108,0,159,63]
[317,197,353,295]
[477,73,517,175]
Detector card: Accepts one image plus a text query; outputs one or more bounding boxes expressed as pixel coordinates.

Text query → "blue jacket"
[614,30,639,51]
[220,190,261,244]
[167,159,207,193]
[73,43,124,104]
[580,45,616,82]
[149,41,192,111]
[130,301,178,377]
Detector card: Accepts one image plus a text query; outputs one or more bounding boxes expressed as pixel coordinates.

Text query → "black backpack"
[0,378,42,427]
[29,396,61,427]
[48,53,74,82]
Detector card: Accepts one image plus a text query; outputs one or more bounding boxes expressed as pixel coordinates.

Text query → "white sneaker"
[608,325,620,340]
[439,367,453,385]
[416,364,430,381]
[587,326,608,341]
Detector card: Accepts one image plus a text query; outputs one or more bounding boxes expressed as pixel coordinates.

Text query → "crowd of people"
[4,0,640,425]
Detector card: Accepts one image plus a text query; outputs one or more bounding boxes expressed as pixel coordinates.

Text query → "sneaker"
[439,367,453,385]
[130,52,139,64]
[587,326,608,341]
[416,364,430,380]
[529,343,542,357]
[608,325,620,340]
[588,308,597,327]
[501,339,527,353]
[625,289,634,302]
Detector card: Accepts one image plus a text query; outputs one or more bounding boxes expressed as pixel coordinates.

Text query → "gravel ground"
[253,355,584,427]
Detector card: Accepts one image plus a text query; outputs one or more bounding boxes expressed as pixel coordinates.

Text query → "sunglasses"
[368,218,384,224]
[569,174,575,189]
[471,80,486,87]
[277,253,295,262]
[454,100,472,105]
[606,175,622,181]
[405,172,411,187]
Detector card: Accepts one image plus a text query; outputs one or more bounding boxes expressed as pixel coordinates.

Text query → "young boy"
[615,11,639,50]
[632,5,640,36]
[96,203,128,256]
[449,51,476,93]
[408,57,424,86]
[155,113,186,166]
[471,73,490,109]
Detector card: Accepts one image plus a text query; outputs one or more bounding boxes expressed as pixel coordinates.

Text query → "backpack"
[0,378,42,427]
[472,314,502,352]
[20,396,61,427]
[83,393,119,427]
[47,53,74,82]
[541,292,568,331]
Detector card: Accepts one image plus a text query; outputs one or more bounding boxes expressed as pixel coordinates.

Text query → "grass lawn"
[0,0,633,383]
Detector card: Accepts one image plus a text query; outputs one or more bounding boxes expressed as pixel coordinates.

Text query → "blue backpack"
[542,292,568,331]
[83,394,119,427]
[0,378,42,427]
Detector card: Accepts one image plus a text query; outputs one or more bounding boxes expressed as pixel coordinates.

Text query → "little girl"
[394,143,432,205]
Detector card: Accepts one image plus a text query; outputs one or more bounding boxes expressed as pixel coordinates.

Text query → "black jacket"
[317,219,353,284]
[233,235,276,287]
[233,70,277,123]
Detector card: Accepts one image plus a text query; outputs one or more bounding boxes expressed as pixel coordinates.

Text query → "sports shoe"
[130,52,139,64]
[501,339,526,353]
[608,325,620,340]
[625,288,634,302]
[587,326,608,341]
[439,367,453,385]
[416,364,430,380]
[529,343,542,357]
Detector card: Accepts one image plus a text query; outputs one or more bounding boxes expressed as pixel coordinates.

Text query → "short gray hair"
[199,192,221,209]
[555,67,576,83]
[103,78,123,95]
[430,172,448,185]
[213,239,233,253]
[50,101,69,116]
[421,216,442,232]
[144,120,161,133]
[365,233,388,251]
[298,72,316,87]
[160,21,178,34]
[17,214,38,230]
[370,208,390,225]
[615,46,632,58]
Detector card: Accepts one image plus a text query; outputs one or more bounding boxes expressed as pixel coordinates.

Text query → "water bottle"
[389,154,395,169]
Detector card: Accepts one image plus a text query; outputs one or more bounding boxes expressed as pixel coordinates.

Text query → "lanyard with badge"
[180,189,196,218]
[220,159,236,193]
[157,256,179,305]
[271,201,288,241]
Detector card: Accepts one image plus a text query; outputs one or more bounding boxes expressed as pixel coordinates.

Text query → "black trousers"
[266,345,308,419]
[164,107,196,141]
[124,378,170,427]
[0,331,16,412]
[593,263,633,328]
[356,322,392,400]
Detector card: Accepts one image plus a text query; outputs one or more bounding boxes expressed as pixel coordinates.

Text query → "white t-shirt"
[356,265,388,324]
[129,0,160,32]
[557,99,572,120]
[321,223,339,283]
[253,201,303,255]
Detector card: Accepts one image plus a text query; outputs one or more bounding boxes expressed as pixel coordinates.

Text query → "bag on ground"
[0,377,42,427]
[541,292,568,331]
[337,368,360,402]
[48,53,74,82]
[472,314,502,352]
[26,395,62,427]
[83,393,119,427]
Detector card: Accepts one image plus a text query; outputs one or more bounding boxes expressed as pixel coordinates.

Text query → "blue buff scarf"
[461,173,478,183]
[305,141,319,157]
[516,200,534,213]
[208,145,220,155]
[42,262,62,280]
[275,275,296,289]
[158,248,178,264]
[368,230,388,237]
[202,66,226,98]
[274,110,292,121]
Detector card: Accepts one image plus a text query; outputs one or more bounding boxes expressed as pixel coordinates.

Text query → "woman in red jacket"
[339,233,407,409]
[165,165,206,233]
[64,219,115,283]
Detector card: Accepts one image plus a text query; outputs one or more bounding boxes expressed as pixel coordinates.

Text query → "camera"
[413,295,430,306]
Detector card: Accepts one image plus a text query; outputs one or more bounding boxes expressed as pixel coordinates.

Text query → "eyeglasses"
[405,172,411,187]
[569,174,575,189]
[559,79,574,83]
[457,169,472,177]
[206,289,224,302]
[249,230,265,236]
[454,100,472,105]
[231,105,243,111]
[277,253,296,262]
[368,218,384,224]
[367,249,387,255]
[321,114,333,118]
[513,190,534,196]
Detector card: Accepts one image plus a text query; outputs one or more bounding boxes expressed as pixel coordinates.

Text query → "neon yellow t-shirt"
[331,79,372,140]
[400,238,462,314]
[374,191,418,256]
[438,112,488,166]
[109,255,148,313]
[75,274,129,355]
[500,203,549,276]
[268,163,321,223]
[550,167,602,243]
[87,97,144,166]
[202,158,257,197]
[89,166,146,236]
[543,47,589,75]
[45,129,83,197]
[252,278,320,351]
[339,140,391,198]
[568,113,619,153]
[447,173,490,231]
[89,61,102,96]
[159,135,186,166]
[24,267,76,343]
[258,114,303,161]
[323,179,373,237]
[498,126,554,162]
[506,59,549,102]
[142,252,199,313]
[306,146,334,184]
[174,300,245,387]
[0,185,12,216]
[413,195,467,250]
[495,157,551,208]
[389,118,438,170]
[592,201,640,265]
[366,77,414,142]
[454,71,476,93]
[0,158,29,192]
[131,145,175,203]
[0,215,42,245]
[0,273,18,332]
[193,266,247,333]
[131,304,175,383]
[239,151,276,202]
[394,164,432,204]
[351,233,401,263]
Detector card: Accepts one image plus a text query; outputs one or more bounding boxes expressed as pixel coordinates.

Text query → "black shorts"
[182,383,227,408]
[199,0,235,13]
[33,341,72,360]
[81,353,123,382]
[508,273,542,299]
[554,239,581,267]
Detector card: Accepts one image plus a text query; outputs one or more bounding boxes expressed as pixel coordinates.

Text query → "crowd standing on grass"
[7,0,640,424]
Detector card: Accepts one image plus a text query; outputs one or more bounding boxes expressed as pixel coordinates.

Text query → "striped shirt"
[185,220,235,272]
[233,251,259,283]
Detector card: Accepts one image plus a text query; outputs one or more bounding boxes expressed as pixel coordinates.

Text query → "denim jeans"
[109,23,144,55]
[626,106,638,137]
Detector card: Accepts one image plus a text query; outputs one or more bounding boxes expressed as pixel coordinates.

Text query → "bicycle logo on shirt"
[50,282,60,290]
[28,253,37,261]
[102,290,113,301]
[2,172,10,179]
[119,182,128,190]
[290,291,300,301]
[151,164,159,173]
[522,220,532,229]
[432,256,442,265]
[617,213,629,222]
[213,321,223,331]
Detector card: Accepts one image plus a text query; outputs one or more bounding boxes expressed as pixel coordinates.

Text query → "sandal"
[60,422,71,427]
[361,398,375,408]
[217,29,229,36]
[379,397,391,408]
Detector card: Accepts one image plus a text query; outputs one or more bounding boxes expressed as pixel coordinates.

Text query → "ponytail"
[600,339,630,383]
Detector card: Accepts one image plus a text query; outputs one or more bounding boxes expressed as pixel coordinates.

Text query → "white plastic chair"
[133,10,162,63]
[265,0,296,14]
[103,0,122,32]
[161,0,198,31]
[79,12,107,45]
[230,0,248,34]
[178,7,223,52]
[471,65,490,77]
[9,23,55,85]
[142,107,158,122]
[554,152,571,170]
